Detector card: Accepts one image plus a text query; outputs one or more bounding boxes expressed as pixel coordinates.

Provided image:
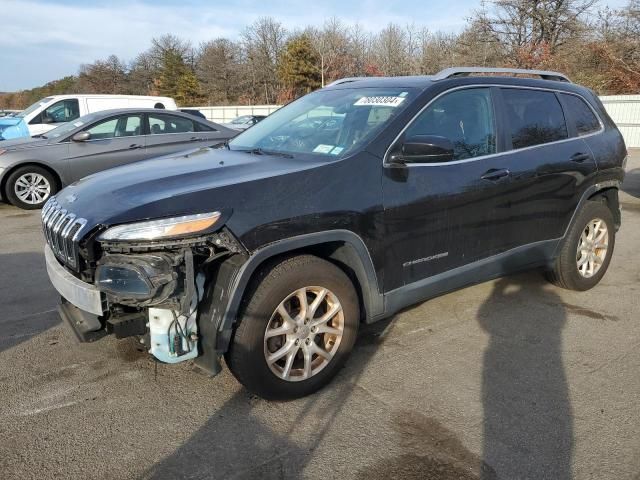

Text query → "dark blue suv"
[42,67,626,399]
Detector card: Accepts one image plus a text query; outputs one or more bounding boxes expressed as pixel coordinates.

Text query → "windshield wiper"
[243,147,294,158]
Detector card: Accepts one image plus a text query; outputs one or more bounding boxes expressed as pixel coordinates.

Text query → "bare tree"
[77,55,128,94]
[197,39,244,104]
[307,18,351,86]
[346,23,375,76]
[242,17,288,103]
[374,24,411,76]
[475,0,598,56]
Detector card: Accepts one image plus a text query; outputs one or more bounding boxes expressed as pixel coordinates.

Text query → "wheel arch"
[587,186,620,229]
[1,161,62,202]
[217,230,384,349]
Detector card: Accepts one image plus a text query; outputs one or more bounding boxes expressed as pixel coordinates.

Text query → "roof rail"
[324,77,368,87]
[432,67,571,83]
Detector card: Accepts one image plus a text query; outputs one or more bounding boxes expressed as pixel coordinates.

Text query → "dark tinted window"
[502,89,568,149]
[195,121,215,132]
[560,93,601,136]
[405,88,496,161]
[148,114,195,134]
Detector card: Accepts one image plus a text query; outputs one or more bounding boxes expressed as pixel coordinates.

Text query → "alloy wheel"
[263,286,344,382]
[576,217,609,278]
[14,173,51,205]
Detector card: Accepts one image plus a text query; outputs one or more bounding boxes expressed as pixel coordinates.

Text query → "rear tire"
[5,165,57,210]
[225,255,359,400]
[546,200,615,291]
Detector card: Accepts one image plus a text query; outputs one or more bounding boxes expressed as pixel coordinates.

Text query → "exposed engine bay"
[83,228,246,365]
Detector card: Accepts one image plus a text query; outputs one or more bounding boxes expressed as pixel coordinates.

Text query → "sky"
[0,0,630,92]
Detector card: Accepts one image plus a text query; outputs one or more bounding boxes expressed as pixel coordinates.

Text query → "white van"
[14,95,178,136]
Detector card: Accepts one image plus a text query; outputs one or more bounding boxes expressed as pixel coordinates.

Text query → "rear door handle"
[481,168,511,181]
[570,152,591,163]
[129,144,143,149]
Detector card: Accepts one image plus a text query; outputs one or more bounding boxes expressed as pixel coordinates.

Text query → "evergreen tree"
[278,35,321,98]
[157,50,202,106]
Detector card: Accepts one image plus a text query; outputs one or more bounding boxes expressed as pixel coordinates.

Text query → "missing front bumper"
[58,298,106,343]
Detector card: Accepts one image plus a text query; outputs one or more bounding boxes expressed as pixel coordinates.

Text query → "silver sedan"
[0,108,237,209]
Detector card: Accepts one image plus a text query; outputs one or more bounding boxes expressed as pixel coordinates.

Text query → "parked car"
[224,114,267,130]
[0,94,177,139]
[42,67,626,399]
[180,109,207,120]
[0,109,20,117]
[0,108,236,209]
[0,116,30,140]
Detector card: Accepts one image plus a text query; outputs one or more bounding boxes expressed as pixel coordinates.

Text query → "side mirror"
[72,131,91,142]
[389,135,455,165]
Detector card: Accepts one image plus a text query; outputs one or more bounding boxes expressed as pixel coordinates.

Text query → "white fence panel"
[600,95,640,148]
[194,105,281,124]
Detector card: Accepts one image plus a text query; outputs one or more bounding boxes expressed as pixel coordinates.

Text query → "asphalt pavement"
[0,152,639,480]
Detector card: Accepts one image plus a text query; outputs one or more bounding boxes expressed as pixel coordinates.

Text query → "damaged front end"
[49,206,247,376]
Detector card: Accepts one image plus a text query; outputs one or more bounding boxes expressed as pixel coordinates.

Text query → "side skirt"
[379,238,560,321]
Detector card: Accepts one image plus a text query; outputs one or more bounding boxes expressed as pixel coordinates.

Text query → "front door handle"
[481,168,511,181]
[129,144,143,149]
[570,152,590,163]
[189,136,199,142]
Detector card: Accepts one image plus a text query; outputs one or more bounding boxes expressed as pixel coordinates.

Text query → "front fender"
[195,229,383,369]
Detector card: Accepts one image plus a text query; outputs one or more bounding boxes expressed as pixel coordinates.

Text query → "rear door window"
[502,89,568,149]
[559,93,601,136]
[148,114,195,135]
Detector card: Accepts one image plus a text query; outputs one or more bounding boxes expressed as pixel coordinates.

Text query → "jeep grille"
[41,197,88,270]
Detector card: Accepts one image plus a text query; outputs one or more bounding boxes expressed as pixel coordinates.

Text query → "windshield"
[45,112,101,139]
[229,87,416,158]
[230,115,253,125]
[16,97,54,118]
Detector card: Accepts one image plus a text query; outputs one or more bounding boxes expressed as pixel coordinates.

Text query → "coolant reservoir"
[148,274,203,363]
[148,308,198,363]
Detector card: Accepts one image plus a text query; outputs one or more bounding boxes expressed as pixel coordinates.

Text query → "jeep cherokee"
[42,67,627,400]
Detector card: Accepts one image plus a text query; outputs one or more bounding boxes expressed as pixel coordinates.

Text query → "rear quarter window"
[502,88,568,149]
[559,93,601,136]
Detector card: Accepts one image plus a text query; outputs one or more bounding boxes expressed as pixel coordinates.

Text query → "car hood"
[0,117,32,141]
[53,147,327,228]
[0,136,49,149]
[0,117,24,127]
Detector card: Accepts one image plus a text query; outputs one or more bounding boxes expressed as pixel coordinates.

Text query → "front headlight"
[99,212,221,241]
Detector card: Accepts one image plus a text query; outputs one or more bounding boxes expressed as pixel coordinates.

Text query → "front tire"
[225,255,359,400]
[546,199,615,291]
[5,166,57,210]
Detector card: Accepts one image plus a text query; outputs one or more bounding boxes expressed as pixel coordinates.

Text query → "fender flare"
[217,229,384,346]
[553,179,621,257]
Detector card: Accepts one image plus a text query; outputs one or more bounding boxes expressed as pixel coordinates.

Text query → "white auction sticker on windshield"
[313,144,335,154]
[354,96,405,107]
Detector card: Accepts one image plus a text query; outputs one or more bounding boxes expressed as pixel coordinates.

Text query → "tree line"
[1,0,638,109]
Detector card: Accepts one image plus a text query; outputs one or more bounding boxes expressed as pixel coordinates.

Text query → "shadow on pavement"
[478,273,573,479]
[142,272,573,479]
[622,168,640,199]
[142,318,396,480]
[0,251,60,353]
